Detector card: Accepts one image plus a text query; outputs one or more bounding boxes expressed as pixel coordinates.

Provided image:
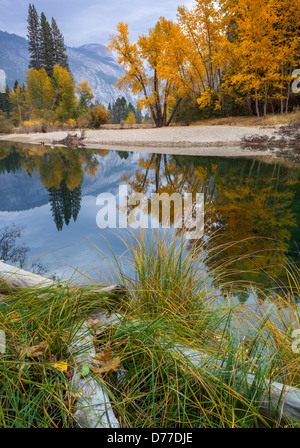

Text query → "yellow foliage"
[63,118,77,129]
[20,119,43,133]
[90,104,110,128]
[197,90,213,109]
[76,80,94,110]
[25,68,55,119]
[53,64,77,121]
[107,18,191,126]
[126,112,136,126]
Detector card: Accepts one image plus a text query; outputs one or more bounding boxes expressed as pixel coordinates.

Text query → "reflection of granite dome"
[0,68,6,93]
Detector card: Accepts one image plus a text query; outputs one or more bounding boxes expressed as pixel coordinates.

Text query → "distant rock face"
[67,43,135,106]
[0,30,135,106]
[0,31,29,90]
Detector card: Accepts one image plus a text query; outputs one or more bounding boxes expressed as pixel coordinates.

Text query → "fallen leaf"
[19,341,49,358]
[93,347,112,364]
[90,356,121,375]
[80,363,90,377]
[52,361,68,372]
[86,318,105,335]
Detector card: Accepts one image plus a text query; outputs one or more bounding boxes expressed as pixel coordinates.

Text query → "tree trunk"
[246,91,253,116]
[166,98,182,126]
[263,82,269,118]
[280,65,284,115]
[255,94,260,118]
[154,69,163,127]
[285,65,292,114]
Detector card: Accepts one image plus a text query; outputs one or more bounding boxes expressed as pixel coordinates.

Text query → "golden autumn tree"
[220,0,300,117]
[9,84,26,124]
[177,0,226,112]
[174,0,299,118]
[273,0,300,114]
[107,18,190,127]
[52,64,77,121]
[76,80,94,112]
[24,67,55,119]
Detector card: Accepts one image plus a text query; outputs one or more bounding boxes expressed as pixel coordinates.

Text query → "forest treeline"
[108,0,300,126]
[1,0,300,132]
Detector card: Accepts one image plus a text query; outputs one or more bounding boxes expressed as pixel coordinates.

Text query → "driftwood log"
[69,321,120,428]
[168,344,300,423]
[0,260,126,297]
[51,130,86,149]
[0,260,55,293]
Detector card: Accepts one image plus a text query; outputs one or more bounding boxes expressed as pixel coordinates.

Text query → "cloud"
[0,0,194,46]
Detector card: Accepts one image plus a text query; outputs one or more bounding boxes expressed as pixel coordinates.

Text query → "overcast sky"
[0,0,194,47]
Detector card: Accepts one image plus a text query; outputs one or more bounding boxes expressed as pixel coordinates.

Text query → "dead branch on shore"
[241,121,300,161]
[52,129,86,149]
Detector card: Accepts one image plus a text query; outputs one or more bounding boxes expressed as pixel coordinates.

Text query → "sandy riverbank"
[0,125,279,157]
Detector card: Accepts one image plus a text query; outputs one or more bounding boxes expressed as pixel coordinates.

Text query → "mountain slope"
[67,43,134,106]
[0,30,135,106]
[0,31,29,90]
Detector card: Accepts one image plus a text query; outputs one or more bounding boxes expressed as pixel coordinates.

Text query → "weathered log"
[0,261,127,298]
[69,322,120,428]
[52,130,86,149]
[0,260,55,293]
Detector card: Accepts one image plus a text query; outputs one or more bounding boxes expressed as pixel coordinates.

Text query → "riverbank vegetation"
[0,231,300,427]
[1,0,299,133]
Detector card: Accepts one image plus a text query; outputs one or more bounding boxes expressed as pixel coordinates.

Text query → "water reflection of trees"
[0,223,48,274]
[0,143,108,231]
[48,181,82,231]
[121,152,300,299]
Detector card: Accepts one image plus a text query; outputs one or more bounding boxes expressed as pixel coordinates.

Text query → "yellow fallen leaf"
[52,361,68,372]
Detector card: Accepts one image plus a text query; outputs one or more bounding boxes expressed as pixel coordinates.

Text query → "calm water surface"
[0,141,299,303]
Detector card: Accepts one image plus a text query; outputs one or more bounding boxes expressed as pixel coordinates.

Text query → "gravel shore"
[0,125,278,157]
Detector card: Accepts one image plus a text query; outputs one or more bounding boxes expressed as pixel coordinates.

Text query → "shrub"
[90,104,110,128]
[19,119,43,133]
[77,112,91,128]
[62,118,77,130]
[126,111,136,127]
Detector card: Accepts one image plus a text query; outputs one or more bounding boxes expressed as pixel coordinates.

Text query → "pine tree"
[51,18,70,71]
[112,97,128,123]
[27,4,41,70]
[39,12,54,77]
[135,107,143,124]
[27,5,70,77]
